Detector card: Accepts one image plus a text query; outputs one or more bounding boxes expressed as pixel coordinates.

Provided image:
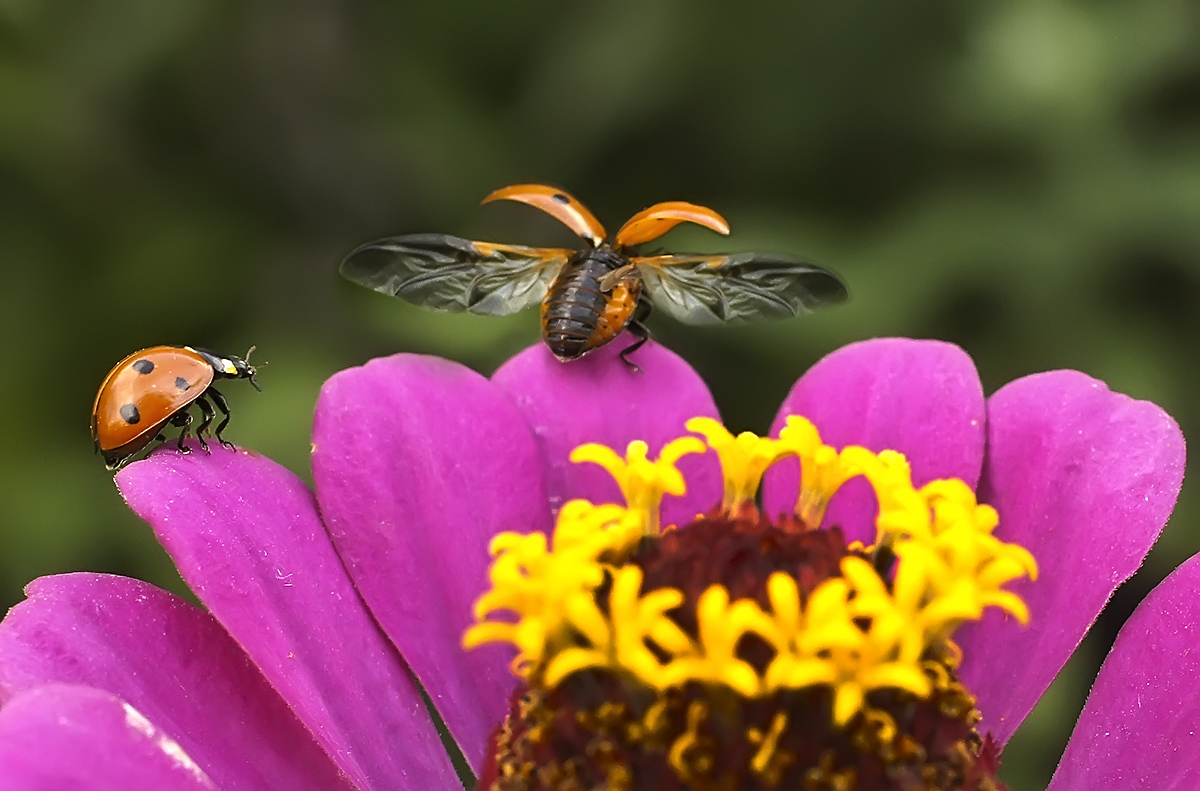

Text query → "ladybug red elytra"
[91,345,261,471]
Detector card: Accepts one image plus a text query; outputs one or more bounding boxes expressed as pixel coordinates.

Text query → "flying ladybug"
[340,184,848,369]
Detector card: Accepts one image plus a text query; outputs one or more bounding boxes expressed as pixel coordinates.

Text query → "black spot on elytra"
[552,193,570,204]
[175,376,191,390]
[132,359,155,375]
[120,403,141,424]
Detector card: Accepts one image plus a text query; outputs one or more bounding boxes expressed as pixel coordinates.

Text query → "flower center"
[465,417,1036,790]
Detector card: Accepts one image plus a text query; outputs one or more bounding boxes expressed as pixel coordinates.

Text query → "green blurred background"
[1,1,1197,787]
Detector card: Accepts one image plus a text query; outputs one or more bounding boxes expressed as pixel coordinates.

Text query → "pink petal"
[762,338,986,543]
[0,574,348,791]
[117,447,457,791]
[0,685,217,791]
[312,353,550,765]
[956,370,1185,745]
[492,340,722,527]
[1048,553,1200,791]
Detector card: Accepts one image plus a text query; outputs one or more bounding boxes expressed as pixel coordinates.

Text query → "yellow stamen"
[667,700,713,785]
[842,446,932,545]
[686,417,789,512]
[552,499,647,560]
[777,416,864,527]
[544,566,693,689]
[747,712,795,785]
[760,569,932,726]
[890,478,1039,641]
[570,436,705,534]
[661,585,773,697]
[464,500,645,676]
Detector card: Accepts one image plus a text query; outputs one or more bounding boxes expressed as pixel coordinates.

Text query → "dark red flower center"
[476,508,1007,791]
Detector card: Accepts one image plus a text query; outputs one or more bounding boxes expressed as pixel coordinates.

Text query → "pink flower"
[0,338,1186,790]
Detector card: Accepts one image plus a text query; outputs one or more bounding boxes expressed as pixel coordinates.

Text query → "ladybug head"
[237,346,264,392]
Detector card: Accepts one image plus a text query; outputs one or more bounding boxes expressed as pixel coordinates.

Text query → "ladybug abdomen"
[541,251,639,361]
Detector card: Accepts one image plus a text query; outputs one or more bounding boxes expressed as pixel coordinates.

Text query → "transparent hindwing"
[340,233,572,315]
[632,252,848,325]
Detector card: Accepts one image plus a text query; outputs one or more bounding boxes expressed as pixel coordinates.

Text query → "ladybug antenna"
[243,345,265,392]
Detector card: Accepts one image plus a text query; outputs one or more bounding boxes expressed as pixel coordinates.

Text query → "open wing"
[633,252,848,325]
[340,233,571,316]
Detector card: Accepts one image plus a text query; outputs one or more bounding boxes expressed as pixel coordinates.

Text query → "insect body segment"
[341,184,848,366]
[91,345,261,471]
[541,247,645,364]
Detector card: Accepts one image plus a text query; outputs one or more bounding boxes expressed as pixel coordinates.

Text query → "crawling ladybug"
[91,345,261,471]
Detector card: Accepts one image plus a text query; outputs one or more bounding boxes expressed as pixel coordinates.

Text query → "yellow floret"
[777,416,868,528]
[544,566,693,688]
[570,436,705,534]
[686,417,790,512]
[464,499,644,677]
[761,570,931,727]
[661,585,775,697]
[464,415,1039,734]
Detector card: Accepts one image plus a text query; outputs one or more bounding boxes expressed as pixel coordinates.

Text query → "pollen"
[467,416,1036,790]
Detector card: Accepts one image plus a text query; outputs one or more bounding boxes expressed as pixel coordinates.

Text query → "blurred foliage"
[0,0,1198,788]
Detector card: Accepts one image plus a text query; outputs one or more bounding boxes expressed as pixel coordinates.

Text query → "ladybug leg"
[172,409,194,454]
[209,387,236,451]
[619,296,654,373]
[194,396,215,454]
